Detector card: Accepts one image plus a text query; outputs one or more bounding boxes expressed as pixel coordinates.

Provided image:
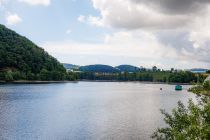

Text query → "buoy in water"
[175,85,182,91]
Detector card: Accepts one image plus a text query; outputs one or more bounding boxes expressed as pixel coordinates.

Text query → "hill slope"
[63,63,79,70]
[116,65,140,72]
[0,24,66,81]
[79,64,120,73]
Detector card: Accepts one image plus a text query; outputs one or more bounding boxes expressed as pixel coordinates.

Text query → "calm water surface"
[0,82,196,140]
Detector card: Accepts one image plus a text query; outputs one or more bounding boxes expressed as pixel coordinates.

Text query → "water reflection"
[0,82,195,140]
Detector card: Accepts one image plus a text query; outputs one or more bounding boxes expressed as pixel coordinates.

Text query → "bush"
[12,71,26,80]
[40,69,50,81]
[188,81,210,96]
[5,70,13,81]
[152,97,210,140]
[203,81,210,91]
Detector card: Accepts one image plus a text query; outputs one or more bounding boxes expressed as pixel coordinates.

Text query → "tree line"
[0,24,70,81]
[76,71,206,83]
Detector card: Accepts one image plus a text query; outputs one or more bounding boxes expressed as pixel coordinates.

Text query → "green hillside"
[79,64,120,73]
[63,63,79,70]
[116,65,141,72]
[0,24,67,81]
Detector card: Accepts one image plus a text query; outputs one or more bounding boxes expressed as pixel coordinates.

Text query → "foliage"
[63,63,79,70]
[0,24,71,81]
[152,97,210,140]
[203,81,210,91]
[116,65,141,72]
[79,65,120,73]
[66,64,203,83]
[5,70,13,81]
[168,71,198,83]
[77,71,202,83]
[189,81,210,96]
[152,81,210,139]
[66,72,79,81]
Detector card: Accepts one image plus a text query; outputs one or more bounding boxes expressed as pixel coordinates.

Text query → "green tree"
[203,81,210,91]
[152,82,210,140]
[66,72,78,81]
[189,81,210,96]
[0,24,68,81]
[5,70,13,81]
[12,71,25,80]
[26,72,36,80]
[152,66,157,72]
[40,69,50,81]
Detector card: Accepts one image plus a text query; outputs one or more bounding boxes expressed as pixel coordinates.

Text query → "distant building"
[190,69,208,73]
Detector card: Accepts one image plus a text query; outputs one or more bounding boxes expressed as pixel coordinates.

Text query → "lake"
[0,82,196,140]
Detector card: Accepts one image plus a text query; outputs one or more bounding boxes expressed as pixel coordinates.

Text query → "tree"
[163,76,167,82]
[13,71,25,80]
[189,81,210,96]
[152,66,157,72]
[168,71,197,83]
[40,69,50,81]
[0,24,68,81]
[170,68,174,72]
[5,70,13,81]
[66,72,78,81]
[152,82,210,139]
[152,97,210,140]
[26,72,36,80]
[203,81,210,91]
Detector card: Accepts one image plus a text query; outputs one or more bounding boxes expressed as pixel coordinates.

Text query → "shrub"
[152,97,210,140]
[5,70,13,81]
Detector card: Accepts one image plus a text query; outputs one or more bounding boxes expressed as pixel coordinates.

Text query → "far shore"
[79,80,191,85]
[0,80,78,84]
[0,80,191,85]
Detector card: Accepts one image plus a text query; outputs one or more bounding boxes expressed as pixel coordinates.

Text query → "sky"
[0,0,210,69]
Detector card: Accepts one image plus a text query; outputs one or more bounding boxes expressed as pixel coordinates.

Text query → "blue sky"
[0,0,210,69]
[0,0,106,43]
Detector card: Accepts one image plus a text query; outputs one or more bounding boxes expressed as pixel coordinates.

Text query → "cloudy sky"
[0,0,210,69]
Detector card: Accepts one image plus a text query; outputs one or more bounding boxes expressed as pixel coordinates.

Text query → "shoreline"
[0,80,191,85]
[79,80,191,85]
[0,80,78,84]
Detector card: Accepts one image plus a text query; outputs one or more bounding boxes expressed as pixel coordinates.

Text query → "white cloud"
[77,15,85,22]
[187,6,210,49]
[87,15,104,27]
[89,0,210,31]
[41,26,210,68]
[6,13,22,25]
[76,0,210,67]
[42,31,209,69]
[78,15,104,27]
[89,0,193,30]
[18,0,50,6]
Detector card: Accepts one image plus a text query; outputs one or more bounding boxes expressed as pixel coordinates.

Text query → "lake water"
[0,82,196,140]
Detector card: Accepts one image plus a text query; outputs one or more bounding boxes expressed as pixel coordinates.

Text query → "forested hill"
[79,65,120,73]
[116,65,141,72]
[0,24,67,81]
